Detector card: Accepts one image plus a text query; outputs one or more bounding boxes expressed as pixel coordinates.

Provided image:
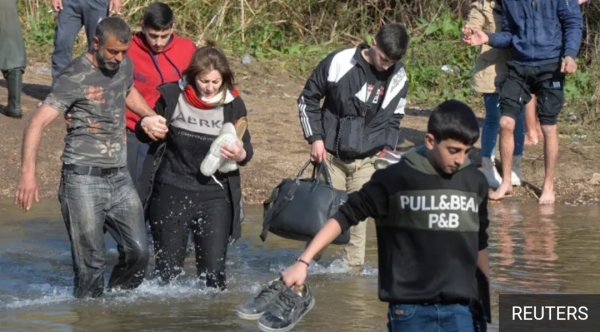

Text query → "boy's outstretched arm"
[281,168,395,288]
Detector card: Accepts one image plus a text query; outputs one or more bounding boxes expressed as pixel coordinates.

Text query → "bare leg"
[524,94,539,145]
[535,115,544,143]
[490,116,515,200]
[538,124,558,204]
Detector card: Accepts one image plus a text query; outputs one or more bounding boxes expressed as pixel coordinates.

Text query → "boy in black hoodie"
[281,99,490,332]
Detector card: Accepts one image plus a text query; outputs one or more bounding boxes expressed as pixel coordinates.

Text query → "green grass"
[16,0,600,126]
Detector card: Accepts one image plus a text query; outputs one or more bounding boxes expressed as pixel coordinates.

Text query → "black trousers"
[148,184,233,290]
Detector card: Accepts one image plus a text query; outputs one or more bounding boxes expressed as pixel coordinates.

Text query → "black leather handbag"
[260,160,350,245]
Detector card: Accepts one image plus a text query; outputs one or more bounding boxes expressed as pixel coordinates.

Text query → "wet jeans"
[481,93,525,158]
[387,303,474,332]
[58,166,149,298]
[51,0,109,86]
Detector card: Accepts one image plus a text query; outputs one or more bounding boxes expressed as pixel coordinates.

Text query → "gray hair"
[95,17,132,46]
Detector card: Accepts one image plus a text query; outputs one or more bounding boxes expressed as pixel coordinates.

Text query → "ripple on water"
[1,200,600,332]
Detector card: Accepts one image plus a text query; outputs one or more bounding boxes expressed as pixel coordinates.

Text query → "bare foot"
[490,182,513,201]
[538,188,556,205]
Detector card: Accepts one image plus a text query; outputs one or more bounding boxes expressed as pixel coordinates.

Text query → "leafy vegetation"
[17,0,600,125]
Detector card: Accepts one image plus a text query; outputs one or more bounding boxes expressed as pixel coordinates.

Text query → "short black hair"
[142,2,174,30]
[96,17,132,46]
[374,23,410,61]
[427,99,480,146]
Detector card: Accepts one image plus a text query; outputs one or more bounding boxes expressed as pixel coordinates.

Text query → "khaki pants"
[325,153,375,267]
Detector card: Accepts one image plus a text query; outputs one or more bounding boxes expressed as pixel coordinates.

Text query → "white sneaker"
[200,122,239,177]
[511,155,522,186]
[481,157,501,189]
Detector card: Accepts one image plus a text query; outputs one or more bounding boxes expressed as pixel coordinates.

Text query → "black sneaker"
[237,278,285,320]
[257,283,315,332]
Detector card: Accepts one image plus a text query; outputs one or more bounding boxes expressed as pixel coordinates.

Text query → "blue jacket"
[488,0,583,66]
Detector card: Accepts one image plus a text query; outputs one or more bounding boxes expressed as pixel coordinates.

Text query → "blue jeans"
[387,303,474,332]
[51,0,109,86]
[58,166,149,298]
[481,93,525,158]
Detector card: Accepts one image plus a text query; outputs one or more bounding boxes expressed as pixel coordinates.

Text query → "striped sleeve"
[297,53,334,143]
[384,66,409,150]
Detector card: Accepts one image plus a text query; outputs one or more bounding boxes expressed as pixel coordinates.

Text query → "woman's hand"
[221,140,247,162]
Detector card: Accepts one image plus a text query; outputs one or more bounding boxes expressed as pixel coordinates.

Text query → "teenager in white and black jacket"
[296,23,410,267]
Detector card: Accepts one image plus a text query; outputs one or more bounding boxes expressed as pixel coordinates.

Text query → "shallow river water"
[0,198,599,331]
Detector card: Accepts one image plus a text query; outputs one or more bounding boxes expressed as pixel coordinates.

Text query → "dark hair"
[374,23,410,61]
[96,17,132,46]
[182,40,235,102]
[142,2,174,30]
[427,99,480,146]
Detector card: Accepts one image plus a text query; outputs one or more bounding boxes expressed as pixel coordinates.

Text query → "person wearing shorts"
[463,0,583,204]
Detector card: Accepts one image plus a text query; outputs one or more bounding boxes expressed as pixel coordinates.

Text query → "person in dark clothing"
[281,100,490,332]
[50,0,119,87]
[297,23,410,267]
[0,0,26,119]
[463,0,583,205]
[135,42,253,290]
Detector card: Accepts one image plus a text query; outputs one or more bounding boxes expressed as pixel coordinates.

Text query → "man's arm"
[487,7,513,49]
[16,105,61,210]
[126,86,157,118]
[384,71,409,151]
[558,0,584,59]
[21,105,61,175]
[297,54,334,144]
[16,66,79,210]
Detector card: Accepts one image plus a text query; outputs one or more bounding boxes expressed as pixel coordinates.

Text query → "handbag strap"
[311,162,333,186]
[294,160,313,180]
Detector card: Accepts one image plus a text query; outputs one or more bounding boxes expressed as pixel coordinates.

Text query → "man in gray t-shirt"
[45,49,132,168]
[14,17,167,299]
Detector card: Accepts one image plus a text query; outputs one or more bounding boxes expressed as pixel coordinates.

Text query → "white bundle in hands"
[201,122,239,177]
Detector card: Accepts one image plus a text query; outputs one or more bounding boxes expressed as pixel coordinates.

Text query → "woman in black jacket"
[135,43,253,290]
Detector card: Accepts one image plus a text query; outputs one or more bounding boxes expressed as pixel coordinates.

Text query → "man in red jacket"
[126,2,196,184]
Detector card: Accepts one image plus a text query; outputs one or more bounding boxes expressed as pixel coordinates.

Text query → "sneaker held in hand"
[257,283,315,332]
[237,278,286,320]
[200,122,239,177]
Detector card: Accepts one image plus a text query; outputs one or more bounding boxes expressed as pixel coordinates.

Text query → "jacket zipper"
[361,68,397,136]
